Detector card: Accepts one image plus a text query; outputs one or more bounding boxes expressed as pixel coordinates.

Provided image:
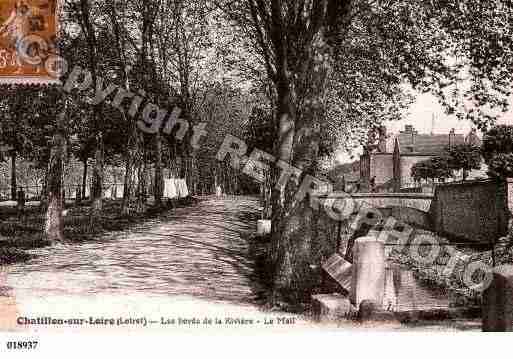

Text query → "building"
[359,125,479,192]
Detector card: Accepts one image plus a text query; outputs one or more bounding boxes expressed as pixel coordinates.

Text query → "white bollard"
[350,236,386,309]
[256,220,271,236]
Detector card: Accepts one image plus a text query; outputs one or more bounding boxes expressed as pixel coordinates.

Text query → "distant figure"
[215,185,222,198]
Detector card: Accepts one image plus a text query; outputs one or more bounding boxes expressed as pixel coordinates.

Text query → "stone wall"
[430,179,513,243]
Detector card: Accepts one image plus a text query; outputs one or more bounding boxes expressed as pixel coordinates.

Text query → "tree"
[0,86,41,200]
[445,144,482,180]
[411,156,452,183]
[214,0,513,304]
[486,154,513,179]
[482,125,513,161]
[45,110,68,243]
[482,125,513,179]
[66,0,110,214]
[244,106,275,218]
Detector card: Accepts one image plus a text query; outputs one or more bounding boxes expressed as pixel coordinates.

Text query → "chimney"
[401,125,417,152]
[449,128,456,148]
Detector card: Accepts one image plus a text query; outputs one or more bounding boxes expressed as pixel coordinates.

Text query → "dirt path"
[0,197,319,332]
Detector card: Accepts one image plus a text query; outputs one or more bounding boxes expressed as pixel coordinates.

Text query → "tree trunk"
[121,149,134,215]
[91,133,104,214]
[81,158,88,200]
[269,73,297,299]
[45,114,66,243]
[136,146,148,213]
[10,152,16,201]
[270,35,331,305]
[154,132,164,205]
[39,167,49,210]
[262,170,272,219]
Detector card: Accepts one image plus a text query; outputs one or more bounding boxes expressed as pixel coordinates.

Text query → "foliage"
[411,156,452,182]
[445,144,482,179]
[482,125,513,161]
[482,125,513,179]
[486,153,513,179]
[244,106,275,154]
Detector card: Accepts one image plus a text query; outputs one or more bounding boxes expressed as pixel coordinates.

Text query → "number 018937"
[6,341,38,350]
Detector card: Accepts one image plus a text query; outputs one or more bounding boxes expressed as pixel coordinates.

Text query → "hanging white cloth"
[163,178,178,199]
[176,179,185,198]
[115,184,124,199]
[178,179,189,198]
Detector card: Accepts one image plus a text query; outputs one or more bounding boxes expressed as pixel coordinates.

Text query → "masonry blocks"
[311,294,354,322]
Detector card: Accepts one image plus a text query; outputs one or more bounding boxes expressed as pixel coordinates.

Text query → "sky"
[335,93,513,164]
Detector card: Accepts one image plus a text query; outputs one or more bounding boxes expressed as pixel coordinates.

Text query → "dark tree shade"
[482,125,513,179]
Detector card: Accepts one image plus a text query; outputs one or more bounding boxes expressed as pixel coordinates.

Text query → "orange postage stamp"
[0,0,58,84]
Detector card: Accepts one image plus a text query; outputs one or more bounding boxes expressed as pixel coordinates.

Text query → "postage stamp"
[0,0,58,84]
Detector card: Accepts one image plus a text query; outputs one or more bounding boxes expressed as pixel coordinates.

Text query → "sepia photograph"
[0,0,512,356]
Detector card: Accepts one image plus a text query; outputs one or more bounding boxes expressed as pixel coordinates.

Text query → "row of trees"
[411,144,482,183]
[412,126,513,184]
[0,0,512,305]
[0,1,267,238]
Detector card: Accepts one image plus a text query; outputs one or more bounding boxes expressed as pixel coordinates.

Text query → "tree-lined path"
[6,198,260,300]
[0,197,315,331]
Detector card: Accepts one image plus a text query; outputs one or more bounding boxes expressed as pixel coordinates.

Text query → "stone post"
[350,236,386,309]
[483,265,513,331]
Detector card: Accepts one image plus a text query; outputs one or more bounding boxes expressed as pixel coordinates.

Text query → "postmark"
[0,0,59,84]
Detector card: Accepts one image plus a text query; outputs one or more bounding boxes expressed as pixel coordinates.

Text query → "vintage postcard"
[0,0,58,84]
[0,0,512,357]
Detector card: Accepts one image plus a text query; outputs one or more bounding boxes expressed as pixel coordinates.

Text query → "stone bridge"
[349,193,434,213]
[322,192,435,229]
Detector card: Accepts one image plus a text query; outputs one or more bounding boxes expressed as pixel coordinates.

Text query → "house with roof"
[359,125,483,192]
